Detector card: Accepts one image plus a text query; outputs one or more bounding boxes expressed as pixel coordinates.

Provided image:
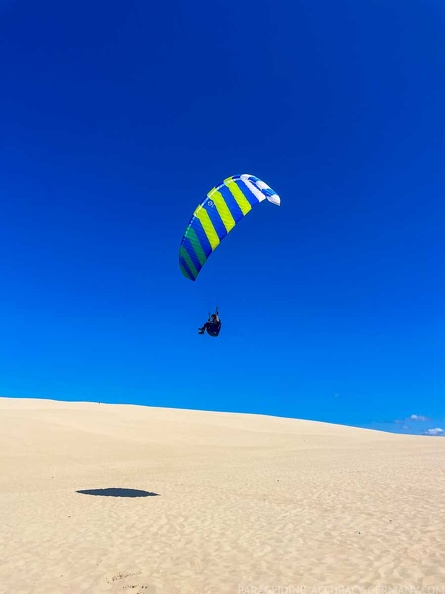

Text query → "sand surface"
[0,397,444,594]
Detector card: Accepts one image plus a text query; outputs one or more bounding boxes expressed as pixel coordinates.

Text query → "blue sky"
[1,0,444,435]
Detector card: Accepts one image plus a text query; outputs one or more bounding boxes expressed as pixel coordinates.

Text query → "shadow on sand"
[76,488,159,498]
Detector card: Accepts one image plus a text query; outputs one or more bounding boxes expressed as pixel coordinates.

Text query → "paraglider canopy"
[179,174,280,281]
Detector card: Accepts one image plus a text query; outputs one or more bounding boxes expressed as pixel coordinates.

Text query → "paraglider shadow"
[76,488,159,498]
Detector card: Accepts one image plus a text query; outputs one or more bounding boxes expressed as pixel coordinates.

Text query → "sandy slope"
[0,397,444,594]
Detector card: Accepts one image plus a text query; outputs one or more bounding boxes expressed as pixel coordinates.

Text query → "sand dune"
[0,397,444,594]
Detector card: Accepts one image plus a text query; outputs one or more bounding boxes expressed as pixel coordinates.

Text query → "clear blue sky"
[1,0,444,435]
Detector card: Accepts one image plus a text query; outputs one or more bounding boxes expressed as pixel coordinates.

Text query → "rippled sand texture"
[0,397,444,593]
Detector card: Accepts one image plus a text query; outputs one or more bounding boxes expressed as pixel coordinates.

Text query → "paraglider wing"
[179,174,280,281]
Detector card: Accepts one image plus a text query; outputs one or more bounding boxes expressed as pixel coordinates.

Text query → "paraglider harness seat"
[206,320,221,337]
